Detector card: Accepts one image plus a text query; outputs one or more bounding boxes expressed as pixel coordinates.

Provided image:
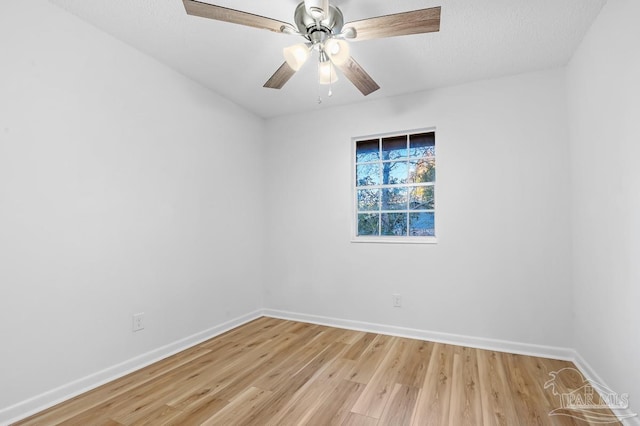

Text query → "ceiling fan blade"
[334,56,380,96]
[264,62,297,89]
[344,7,441,41]
[183,0,292,33]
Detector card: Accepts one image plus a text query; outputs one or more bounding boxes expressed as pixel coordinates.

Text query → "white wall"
[567,0,640,417]
[265,69,573,348]
[0,1,265,416]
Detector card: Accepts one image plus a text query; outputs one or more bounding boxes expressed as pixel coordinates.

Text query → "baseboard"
[572,352,640,425]
[0,310,263,426]
[262,309,575,361]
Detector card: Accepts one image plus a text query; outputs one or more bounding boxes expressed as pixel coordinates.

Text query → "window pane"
[410,132,435,158]
[409,212,435,236]
[356,139,379,163]
[382,136,407,160]
[358,213,379,236]
[408,158,435,183]
[354,130,436,240]
[382,161,408,185]
[357,189,380,211]
[381,213,407,236]
[410,186,434,210]
[356,163,380,186]
[382,188,408,210]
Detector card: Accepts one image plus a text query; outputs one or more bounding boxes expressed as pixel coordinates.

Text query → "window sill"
[351,236,437,244]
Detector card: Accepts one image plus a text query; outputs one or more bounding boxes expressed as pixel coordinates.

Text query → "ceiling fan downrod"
[304,0,329,21]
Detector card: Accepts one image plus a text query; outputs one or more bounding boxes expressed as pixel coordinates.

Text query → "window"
[353,129,436,243]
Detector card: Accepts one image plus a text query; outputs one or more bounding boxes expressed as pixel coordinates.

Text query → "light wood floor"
[15,317,620,425]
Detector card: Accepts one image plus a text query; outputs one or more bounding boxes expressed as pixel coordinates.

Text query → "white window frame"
[351,127,437,244]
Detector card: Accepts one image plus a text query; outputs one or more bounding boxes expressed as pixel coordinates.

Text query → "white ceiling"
[49,0,607,118]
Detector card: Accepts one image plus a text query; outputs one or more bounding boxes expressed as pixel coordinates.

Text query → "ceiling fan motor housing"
[294,2,344,39]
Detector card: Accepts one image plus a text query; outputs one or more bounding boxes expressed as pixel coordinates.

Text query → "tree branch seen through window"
[354,131,435,239]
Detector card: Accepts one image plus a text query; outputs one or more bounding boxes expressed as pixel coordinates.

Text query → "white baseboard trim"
[572,352,640,426]
[262,309,575,361]
[0,310,263,426]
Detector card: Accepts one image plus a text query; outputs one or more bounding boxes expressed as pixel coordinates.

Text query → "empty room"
[1,0,638,424]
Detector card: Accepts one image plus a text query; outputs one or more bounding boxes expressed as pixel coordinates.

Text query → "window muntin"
[354,130,435,241]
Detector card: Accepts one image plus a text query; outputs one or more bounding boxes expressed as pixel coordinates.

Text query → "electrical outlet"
[392,294,402,308]
[133,313,145,332]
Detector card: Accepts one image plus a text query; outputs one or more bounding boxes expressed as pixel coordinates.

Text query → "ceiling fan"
[182,0,441,96]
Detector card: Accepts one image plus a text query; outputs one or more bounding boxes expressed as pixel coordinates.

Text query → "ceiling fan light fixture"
[324,39,350,65]
[283,43,310,71]
[318,59,338,85]
[304,0,329,20]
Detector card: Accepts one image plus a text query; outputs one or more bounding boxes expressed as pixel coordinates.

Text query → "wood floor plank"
[14,346,214,426]
[343,332,378,361]
[161,395,228,425]
[285,320,319,335]
[351,337,414,418]
[346,333,394,384]
[264,357,354,425]
[350,337,397,417]
[342,412,379,426]
[108,383,184,425]
[378,383,420,425]
[114,342,263,424]
[208,316,283,345]
[246,341,349,423]
[476,350,520,426]
[14,317,622,426]
[95,420,125,426]
[522,356,595,426]
[546,358,618,426]
[396,339,433,388]
[168,327,312,407]
[502,352,553,425]
[159,340,275,411]
[56,364,188,426]
[127,404,182,426]
[336,330,367,345]
[410,342,454,425]
[200,387,273,426]
[190,331,313,403]
[448,346,483,426]
[304,379,367,425]
[252,327,345,391]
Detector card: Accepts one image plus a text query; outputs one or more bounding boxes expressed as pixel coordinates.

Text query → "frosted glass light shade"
[324,39,350,65]
[318,60,338,84]
[283,44,310,71]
